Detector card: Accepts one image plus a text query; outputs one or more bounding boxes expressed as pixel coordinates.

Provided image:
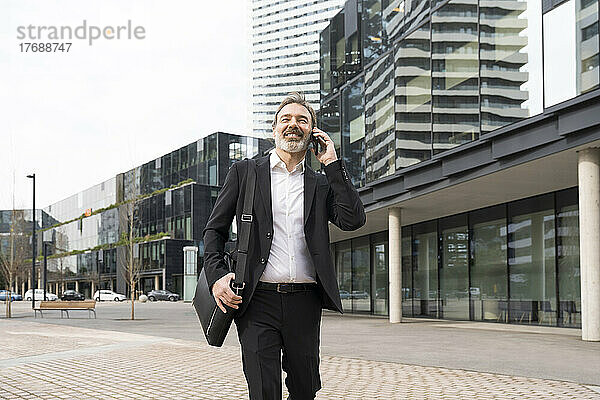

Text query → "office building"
[319,0,600,340]
[10,133,272,299]
[0,209,54,294]
[250,0,346,136]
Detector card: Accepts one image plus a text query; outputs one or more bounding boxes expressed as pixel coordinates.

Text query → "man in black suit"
[203,92,365,399]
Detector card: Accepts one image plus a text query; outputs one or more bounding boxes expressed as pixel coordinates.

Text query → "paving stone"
[1,319,599,399]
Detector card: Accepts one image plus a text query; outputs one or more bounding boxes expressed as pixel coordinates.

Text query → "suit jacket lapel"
[304,163,316,225]
[255,155,273,228]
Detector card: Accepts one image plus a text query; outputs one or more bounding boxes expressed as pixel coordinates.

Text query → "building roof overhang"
[330,89,600,242]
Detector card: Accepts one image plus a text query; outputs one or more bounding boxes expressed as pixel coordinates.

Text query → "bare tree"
[0,210,29,318]
[120,168,142,320]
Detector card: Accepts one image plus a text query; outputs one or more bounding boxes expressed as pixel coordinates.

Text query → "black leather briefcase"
[192,159,256,347]
[193,252,237,347]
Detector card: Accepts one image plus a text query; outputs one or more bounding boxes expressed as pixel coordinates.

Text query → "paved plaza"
[1,301,599,399]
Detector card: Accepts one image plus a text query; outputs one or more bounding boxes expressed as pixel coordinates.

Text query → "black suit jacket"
[202,154,366,315]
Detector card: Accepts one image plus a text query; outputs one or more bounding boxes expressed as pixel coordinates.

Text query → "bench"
[34,300,97,319]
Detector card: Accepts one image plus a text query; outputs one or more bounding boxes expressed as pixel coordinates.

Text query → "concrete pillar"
[55,282,59,295]
[389,207,402,323]
[155,275,160,290]
[27,273,31,291]
[21,281,25,296]
[75,280,79,292]
[91,281,95,298]
[578,148,600,341]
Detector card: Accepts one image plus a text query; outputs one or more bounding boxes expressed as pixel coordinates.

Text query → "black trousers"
[235,287,322,400]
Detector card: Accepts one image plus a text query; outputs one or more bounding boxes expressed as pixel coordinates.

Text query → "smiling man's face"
[272,103,312,153]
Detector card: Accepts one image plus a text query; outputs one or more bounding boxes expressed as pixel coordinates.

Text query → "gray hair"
[272,92,317,130]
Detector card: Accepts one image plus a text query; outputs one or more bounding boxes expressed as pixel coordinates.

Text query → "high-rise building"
[249,0,346,136]
[318,0,600,339]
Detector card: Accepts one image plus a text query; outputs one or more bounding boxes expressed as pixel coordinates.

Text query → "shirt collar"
[270,150,305,173]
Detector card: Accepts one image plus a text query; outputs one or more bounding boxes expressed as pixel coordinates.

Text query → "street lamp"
[26,173,35,309]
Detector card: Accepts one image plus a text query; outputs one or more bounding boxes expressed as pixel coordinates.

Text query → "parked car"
[352,290,369,299]
[147,290,180,302]
[24,289,58,301]
[93,290,126,302]
[339,290,351,300]
[0,290,22,301]
[60,290,85,301]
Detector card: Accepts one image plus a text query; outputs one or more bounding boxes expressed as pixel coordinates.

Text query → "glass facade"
[556,189,581,327]
[34,132,271,298]
[362,0,388,64]
[320,0,599,182]
[395,24,432,166]
[342,78,367,187]
[440,214,469,320]
[129,133,270,199]
[413,221,438,317]
[372,231,389,315]
[479,0,536,132]
[544,0,599,106]
[432,0,480,151]
[0,209,54,255]
[365,54,395,181]
[335,232,390,316]
[470,205,508,322]
[331,188,581,327]
[507,195,556,325]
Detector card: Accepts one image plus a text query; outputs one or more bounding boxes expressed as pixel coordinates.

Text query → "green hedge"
[30,232,171,262]
[36,179,196,234]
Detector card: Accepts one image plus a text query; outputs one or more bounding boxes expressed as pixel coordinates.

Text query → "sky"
[0,0,254,210]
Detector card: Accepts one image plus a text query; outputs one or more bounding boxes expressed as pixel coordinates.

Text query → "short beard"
[274,131,310,153]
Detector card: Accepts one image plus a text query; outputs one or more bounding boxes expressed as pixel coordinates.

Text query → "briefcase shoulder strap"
[233,159,256,288]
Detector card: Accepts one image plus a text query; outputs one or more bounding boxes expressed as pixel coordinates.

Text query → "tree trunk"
[130,282,135,320]
[6,277,13,318]
[7,292,11,318]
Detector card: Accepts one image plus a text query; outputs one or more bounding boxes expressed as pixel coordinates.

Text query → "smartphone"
[311,132,325,154]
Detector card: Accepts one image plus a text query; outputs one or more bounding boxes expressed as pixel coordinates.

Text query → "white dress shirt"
[259,151,317,283]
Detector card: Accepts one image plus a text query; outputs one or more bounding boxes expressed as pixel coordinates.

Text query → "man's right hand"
[212,272,242,313]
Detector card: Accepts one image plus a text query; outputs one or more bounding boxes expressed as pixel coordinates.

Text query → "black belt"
[256,282,317,293]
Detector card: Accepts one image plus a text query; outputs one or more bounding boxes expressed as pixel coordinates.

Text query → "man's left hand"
[311,128,338,166]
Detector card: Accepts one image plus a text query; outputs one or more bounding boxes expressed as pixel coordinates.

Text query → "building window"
[431,1,480,153]
[402,227,413,317]
[365,54,395,183]
[412,221,439,318]
[394,23,432,168]
[470,205,508,322]
[341,77,366,187]
[336,240,352,312]
[372,231,389,316]
[543,0,599,107]
[440,214,469,320]
[508,195,556,326]
[351,237,371,312]
[556,188,581,327]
